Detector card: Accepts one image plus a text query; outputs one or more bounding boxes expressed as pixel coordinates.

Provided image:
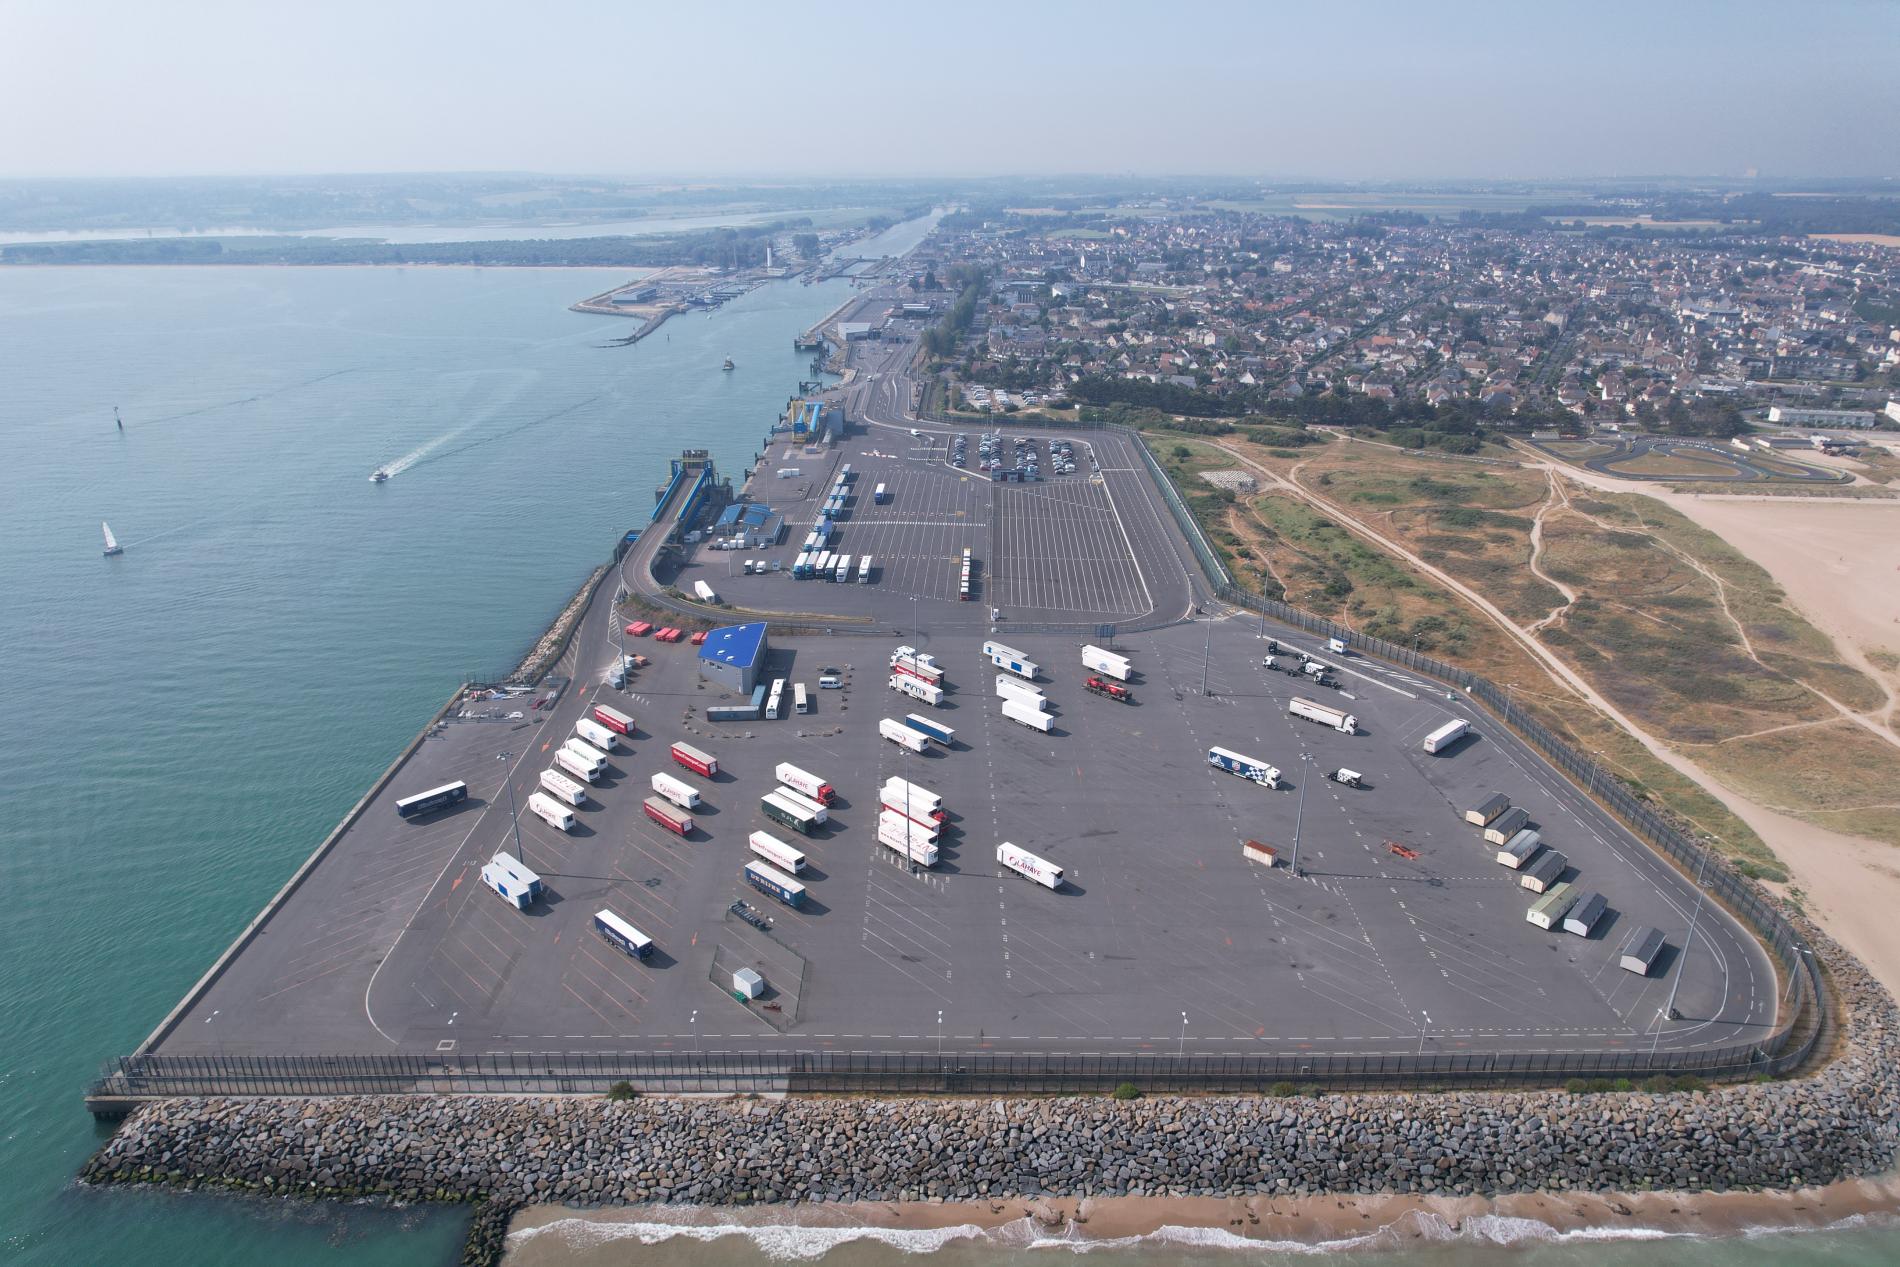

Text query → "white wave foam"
[508,1215,993,1261]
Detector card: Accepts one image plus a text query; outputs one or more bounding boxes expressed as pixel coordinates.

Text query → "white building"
[1766,406,1877,428]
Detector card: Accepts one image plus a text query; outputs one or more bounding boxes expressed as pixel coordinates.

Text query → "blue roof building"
[697,622,769,694]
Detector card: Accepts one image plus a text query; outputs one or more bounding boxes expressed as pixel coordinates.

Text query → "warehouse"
[697,621,769,693]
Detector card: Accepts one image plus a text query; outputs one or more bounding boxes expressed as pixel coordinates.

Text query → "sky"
[2,0,1896,180]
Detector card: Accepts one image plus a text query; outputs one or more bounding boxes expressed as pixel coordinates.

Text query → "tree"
[792,232,820,260]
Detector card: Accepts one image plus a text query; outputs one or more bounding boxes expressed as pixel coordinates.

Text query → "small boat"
[722,357,736,371]
[370,469,390,483]
[115,407,124,432]
[102,521,124,556]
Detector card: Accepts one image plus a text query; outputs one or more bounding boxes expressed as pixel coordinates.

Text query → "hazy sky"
[3,0,1896,180]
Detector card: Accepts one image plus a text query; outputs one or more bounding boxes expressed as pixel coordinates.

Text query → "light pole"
[1653,847,1712,1055]
[1289,753,1310,876]
[500,752,526,870]
[691,1009,700,1054]
[937,1009,944,1061]
[1178,1011,1188,1059]
[1201,612,1212,696]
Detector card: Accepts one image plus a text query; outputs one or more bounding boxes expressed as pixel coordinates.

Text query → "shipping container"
[1496,829,1542,868]
[774,763,835,805]
[562,738,611,774]
[997,841,1062,890]
[994,673,1046,708]
[591,704,635,737]
[669,742,718,778]
[650,771,702,810]
[1288,696,1358,734]
[1526,883,1578,930]
[526,791,575,832]
[481,852,543,910]
[594,909,653,959]
[575,717,621,752]
[1465,793,1511,826]
[1563,891,1607,937]
[1208,746,1280,786]
[539,768,587,806]
[1001,697,1053,732]
[706,703,760,723]
[1422,718,1471,754]
[902,714,955,747]
[1482,806,1531,845]
[1619,926,1665,975]
[1080,645,1131,681]
[761,789,820,836]
[554,745,603,783]
[880,716,929,752]
[694,580,718,604]
[890,674,944,706]
[745,859,807,908]
[643,796,694,837]
[1519,849,1568,893]
[396,780,468,820]
[876,817,940,867]
[983,640,1039,680]
[747,830,807,875]
[749,683,768,715]
[1242,839,1279,867]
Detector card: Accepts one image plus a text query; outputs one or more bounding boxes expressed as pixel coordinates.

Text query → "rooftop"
[698,621,767,667]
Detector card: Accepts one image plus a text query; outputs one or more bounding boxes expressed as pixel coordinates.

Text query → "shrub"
[606,1081,639,1101]
[1269,1081,1299,1098]
[1110,1082,1142,1100]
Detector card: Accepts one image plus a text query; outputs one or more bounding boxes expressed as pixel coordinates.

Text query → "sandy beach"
[502,1176,1900,1262]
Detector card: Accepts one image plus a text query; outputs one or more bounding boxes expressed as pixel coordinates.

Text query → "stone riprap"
[81,914,1898,1210]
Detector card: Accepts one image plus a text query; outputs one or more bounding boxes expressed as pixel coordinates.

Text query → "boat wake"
[386,395,603,477]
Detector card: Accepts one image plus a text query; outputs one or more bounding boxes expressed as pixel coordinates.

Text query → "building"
[1766,406,1877,428]
[713,502,785,548]
[1886,400,1900,425]
[697,622,769,694]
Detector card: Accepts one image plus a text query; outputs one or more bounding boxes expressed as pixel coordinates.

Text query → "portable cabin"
[1482,806,1532,845]
[1519,849,1569,894]
[1464,793,1510,827]
[1563,891,1607,937]
[1619,926,1665,974]
[1495,829,1542,868]
[1526,883,1578,930]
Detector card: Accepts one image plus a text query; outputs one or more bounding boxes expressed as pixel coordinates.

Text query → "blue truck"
[902,713,955,747]
[1207,746,1282,787]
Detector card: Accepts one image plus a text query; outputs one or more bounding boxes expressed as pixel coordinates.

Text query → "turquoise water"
[3,210,1897,1265]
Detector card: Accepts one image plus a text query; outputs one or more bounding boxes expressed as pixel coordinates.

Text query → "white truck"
[649,771,702,810]
[694,579,718,603]
[890,646,944,683]
[562,738,611,777]
[876,815,940,866]
[997,841,1063,890]
[1288,696,1357,734]
[539,768,588,806]
[748,830,808,874]
[983,640,1039,680]
[995,674,1046,709]
[877,806,940,845]
[1422,718,1471,754]
[1080,644,1131,682]
[1001,698,1053,732]
[774,762,835,805]
[553,745,602,783]
[574,717,621,752]
[526,791,576,833]
[889,674,944,706]
[1208,746,1281,787]
[881,777,944,823]
[481,852,544,910]
[879,716,930,752]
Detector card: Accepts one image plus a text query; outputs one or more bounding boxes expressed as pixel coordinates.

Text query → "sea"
[1,211,1896,1265]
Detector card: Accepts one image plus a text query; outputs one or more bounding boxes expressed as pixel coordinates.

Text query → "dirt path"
[1216,434,1900,998]
[1526,471,1579,634]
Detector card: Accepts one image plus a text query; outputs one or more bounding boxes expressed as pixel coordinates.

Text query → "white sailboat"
[102,521,124,557]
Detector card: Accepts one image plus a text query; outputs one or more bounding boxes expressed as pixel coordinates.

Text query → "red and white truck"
[669,741,719,778]
[774,762,835,806]
[889,646,944,685]
[889,674,944,706]
[591,704,635,736]
[643,796,693,837]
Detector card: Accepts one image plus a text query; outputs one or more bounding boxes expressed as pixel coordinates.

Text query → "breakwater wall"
[79,912,1900,1260]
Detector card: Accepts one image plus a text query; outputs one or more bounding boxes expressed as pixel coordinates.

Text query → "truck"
[984,640,1038,680]
[669,741,718,778]
[591,704,635,737]
[574,717,621,752]
[1288,696,1357,734]
[995,674,1046,708]
[554,745,603,783]
[890,646,944,684]
[562,738,611,776]
[1001,697,1053,732]
[396,781,469,820]
[773,785,831,825]
[902,714,955,747]
[876,816,940,867]
[774,762,835,806]
[527,791,576,832]
[857,554,873,583]
[539,768,587,807]
[890,674,944,706]
[1326,767,1365,789]
[873,482,889,504]
[1422,718,1470,754]
[748,830,807,875]
[833,554,853,583]
[481,852,544,910]
[1084,676,1131,702]
[760,789,821,836]
[650,771,702,810]
[642,796,694,837]
[694,580,718,604]
[1300,659,1335,684]
[877,806,940,844]
[744,859,807,909]
[1080,644,1131,682]
[880,716,930,752]
[996,841,1062,890]
[1208,746,1280,787]
[881,777,945,822]
[593,909,653,959]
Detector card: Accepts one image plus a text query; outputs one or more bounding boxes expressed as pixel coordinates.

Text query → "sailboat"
[102,521,124,557]
[722,356,736,371]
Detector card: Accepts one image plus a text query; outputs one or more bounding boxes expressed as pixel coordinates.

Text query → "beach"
[503,1177,1900,1263]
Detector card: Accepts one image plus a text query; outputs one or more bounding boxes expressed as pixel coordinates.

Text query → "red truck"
[643,796,694,837]
[592,704,635,736]
[670,741,719,778]
[1084,676,1132,702]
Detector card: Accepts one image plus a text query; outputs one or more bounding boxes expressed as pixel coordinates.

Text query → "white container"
[650,771,702,810]
[539,768,587,806]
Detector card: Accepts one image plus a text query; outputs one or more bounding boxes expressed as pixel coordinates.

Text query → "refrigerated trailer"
[876,818,940,867]
[396,781,468,820]
[539,768,587,806]
[594,909,653,959]
[877,807,940,845]
[747,830,807,875]
[996,841,1062,890]
[1422,718,1471,754]
[745,860,806,908]
[481,852,543,910]
[669,741,718,778]
[527,791,576,832]
[994,674,1045,708]
[575,717,621,752]
[1208,746,1280,786]
[1288,697,1358,734]
[643,796,694,837]
[650,771,702,810]
[1080,645,1131,681]
[880,777,945,822]
[984,640,1038,680]
[879,716,929,752]
[695,580,718,604]
[1001,698,1053,732]
[562,738,611,775]
[774,763,835,805]
[890,674,944,706]
[555,745,603,783]
[773,786,830,825]
[902,714,955,747]
[761,790,820,836]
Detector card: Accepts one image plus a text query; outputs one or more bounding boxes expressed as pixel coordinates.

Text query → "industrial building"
[697,621,769,693]
[1766,406,1877,428]
[713,502,785,549]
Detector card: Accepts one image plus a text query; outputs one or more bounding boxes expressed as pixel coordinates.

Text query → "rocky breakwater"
[80,916,1900,1258]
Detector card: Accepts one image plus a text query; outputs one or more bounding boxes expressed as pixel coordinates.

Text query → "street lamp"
[937,1009,944,1060]
[500,752,526,870]
[1653,847,1712,1055]
[691,1009,700,1054]
[1201,612,1212,696]
[1178,1011,1188,1059]
[1289,753,1311,876]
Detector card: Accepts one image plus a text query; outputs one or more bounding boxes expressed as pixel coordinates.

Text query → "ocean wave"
[508,1215,995,1260]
